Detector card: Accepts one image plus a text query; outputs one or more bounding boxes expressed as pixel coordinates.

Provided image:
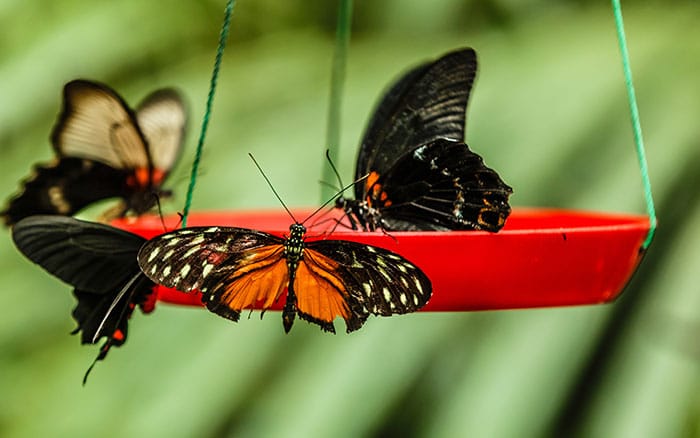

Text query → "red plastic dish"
[112,208,649,311]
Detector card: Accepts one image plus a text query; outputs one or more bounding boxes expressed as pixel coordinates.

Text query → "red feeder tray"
[112,208,649,311]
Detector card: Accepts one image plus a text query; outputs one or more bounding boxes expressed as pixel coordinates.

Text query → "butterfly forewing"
[355,48,477,187]
[136,88,187,174]
[138,227,290,321]
[12,215,146,291]
[52,80,150,171]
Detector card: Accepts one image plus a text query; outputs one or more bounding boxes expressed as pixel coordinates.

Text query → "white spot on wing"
[415,278,424,295]
[183,246,199,259]
[202,263,214,278]
[163,265,171,277]
[147,247,160,262]
[180,264,191,278]
[400,293,407,305]
[383,287,391,302]
[379,268,391,281]
[190,236,205,245]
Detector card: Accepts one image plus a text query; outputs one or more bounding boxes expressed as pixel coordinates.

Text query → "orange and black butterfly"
[335,48,512,231]
[137,221,432,333]
[2,79,187,226]
[12,215,157,383]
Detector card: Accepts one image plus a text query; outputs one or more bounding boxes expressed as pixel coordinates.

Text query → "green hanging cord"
[611,0,657,249]
[181,0,236,228]
[321,0,353,202]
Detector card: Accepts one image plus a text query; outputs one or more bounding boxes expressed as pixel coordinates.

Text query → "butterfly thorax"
[336,196,384,232]
[284,223,306,268]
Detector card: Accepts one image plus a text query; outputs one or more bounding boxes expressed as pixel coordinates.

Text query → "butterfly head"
[126,187,170,216]
[288,223,306,242]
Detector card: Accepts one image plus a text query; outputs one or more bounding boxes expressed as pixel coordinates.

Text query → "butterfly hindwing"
[367,138,512,231]
[305,240,431,332]
[2,158,131,225]
[355,48,477,190]
[11,216,156,381]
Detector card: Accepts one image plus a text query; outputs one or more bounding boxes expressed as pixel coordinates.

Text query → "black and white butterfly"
[11,215,157,383]
[2,79,187,226]
[336,48,512,231]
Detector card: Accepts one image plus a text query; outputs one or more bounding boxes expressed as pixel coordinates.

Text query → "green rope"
[611,0,657,249]
[321,0,353,202]
[181,0,236,228]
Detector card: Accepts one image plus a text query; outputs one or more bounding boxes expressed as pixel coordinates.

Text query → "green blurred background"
[1,1,699,436]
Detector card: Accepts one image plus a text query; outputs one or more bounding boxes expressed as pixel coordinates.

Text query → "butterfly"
[11,215,157,383]
[2,79,187,226]
[335,47,513,231]
[137,221,432,334]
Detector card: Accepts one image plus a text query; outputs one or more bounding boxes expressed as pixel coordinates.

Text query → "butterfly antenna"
[249,153,298,223]
[325,149,345,189]
[301,174,368,225]
[319,179,340,192]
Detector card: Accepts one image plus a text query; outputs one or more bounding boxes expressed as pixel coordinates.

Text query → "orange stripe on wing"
[295,249,351,325]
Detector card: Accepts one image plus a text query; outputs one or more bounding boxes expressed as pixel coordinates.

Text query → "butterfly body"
[2,80,186,225]
[337,48,512,232]
[138,223,432,334]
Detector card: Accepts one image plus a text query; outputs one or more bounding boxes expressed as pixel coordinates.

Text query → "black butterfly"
[11,215,157,383]
[336,48,512,231]
[137,222,432,334]
[2,79,187,226]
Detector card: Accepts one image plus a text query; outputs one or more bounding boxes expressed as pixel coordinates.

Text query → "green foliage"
[1,1,699,437]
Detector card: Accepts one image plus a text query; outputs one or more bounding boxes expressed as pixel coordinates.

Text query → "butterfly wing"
[137,227,288,323]
[51,80,151,172]
[302,240,432,333]
[365,138,512,231]
[11,216,156,378]
[355,47,477,198]
[2,158,132,225]
[135,88,187,183]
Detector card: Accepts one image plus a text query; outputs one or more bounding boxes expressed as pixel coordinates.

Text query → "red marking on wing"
[364,171,380,195]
